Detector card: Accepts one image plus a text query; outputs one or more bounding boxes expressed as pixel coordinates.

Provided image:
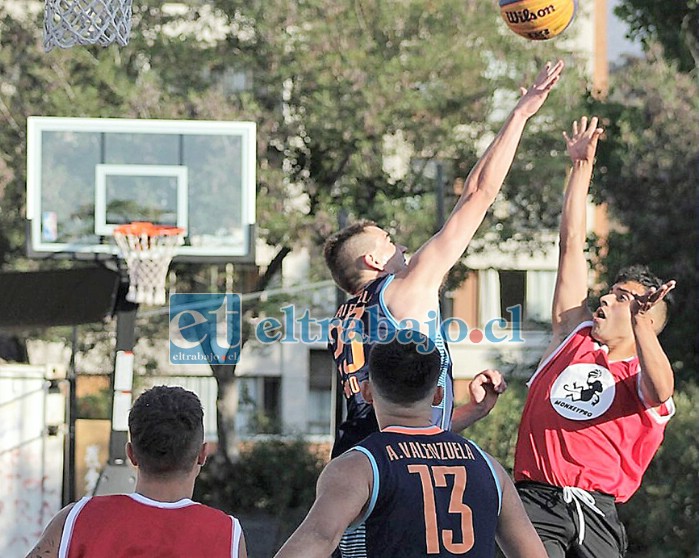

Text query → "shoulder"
[50,501,77,527]
[537,321,594,370]
[326,447,374,477]
[316,448,375,496]
[24,503,77,558]
[194,502,238,522]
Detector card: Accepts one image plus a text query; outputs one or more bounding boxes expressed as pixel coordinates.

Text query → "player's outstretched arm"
[540,116,603,363]
[450,369,507,432]
[24,503,74,558]
[274,452,372,558]
[395,60,564,296]
[491,460,547,558]
[632,281,676,406]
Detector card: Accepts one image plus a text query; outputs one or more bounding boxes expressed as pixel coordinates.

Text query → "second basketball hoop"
[43,0,133,52]
[113,222,185,306]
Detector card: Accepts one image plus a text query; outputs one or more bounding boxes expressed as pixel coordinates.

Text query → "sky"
[607,0,644,62]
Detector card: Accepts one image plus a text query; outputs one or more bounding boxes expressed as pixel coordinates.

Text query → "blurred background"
[0,0,696,556]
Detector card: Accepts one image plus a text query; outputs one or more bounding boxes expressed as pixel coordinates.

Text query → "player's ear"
[363,253,384,271]
[197,443,208,466]
[432,386,444,406]
[360,380,374,404]
[126,442,137,466]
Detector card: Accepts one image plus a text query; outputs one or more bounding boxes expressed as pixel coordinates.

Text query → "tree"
[613,0,698,72]
[0,0,590,466]
[588,49,699,383]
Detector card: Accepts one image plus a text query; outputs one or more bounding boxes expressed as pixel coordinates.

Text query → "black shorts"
[516,481,628,558]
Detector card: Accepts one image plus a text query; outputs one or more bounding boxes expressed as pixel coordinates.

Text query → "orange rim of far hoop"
[113,221,185,237]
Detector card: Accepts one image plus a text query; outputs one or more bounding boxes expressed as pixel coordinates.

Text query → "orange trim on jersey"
[381,425,443,435]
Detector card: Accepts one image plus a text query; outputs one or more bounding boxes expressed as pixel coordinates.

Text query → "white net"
[113,223,185,306]
[44,0,133,52]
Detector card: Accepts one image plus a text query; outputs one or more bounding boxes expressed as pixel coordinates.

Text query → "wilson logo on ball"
[499,0,577,40]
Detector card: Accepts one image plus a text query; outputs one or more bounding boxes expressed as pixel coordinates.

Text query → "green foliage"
[619,385,699,557]
[588,52,699,382]
[211,0,589,257]
[76,387,111,419]
[195,439,324,514]
[614,0,698,73]
[0,0,587,284]
[458,379,529,471]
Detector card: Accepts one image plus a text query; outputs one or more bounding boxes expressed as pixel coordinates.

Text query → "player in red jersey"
[25,386,247,558]
[513,117,676,558]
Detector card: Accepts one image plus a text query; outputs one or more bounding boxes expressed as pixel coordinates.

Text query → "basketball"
[499,0,576,41]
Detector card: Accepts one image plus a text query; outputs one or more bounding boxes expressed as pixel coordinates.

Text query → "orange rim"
[113,221,185,237]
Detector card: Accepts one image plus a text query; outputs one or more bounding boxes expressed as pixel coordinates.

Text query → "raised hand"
[468,368,507,416]
[514,59,565,118]
[563,116,604,163]
[631,280,676,318]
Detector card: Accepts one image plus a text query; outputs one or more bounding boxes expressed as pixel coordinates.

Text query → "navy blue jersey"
[340,426,502,558]
[329,275,454,457]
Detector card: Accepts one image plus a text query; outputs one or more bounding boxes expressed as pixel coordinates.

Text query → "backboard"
[27,117,256,263]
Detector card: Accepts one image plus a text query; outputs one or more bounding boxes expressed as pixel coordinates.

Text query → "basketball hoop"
[43,0,133,52]
[113,222,185,306]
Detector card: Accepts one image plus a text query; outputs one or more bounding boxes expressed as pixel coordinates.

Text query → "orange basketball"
[499,0,577,41]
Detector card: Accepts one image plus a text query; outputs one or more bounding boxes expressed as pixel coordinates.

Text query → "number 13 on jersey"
[408,465,475,554]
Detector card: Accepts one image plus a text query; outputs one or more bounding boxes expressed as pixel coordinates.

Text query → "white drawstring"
[562,486,606,545]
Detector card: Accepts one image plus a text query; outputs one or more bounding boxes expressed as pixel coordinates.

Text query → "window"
[238,376,281,435]
[499,270,526,323]
[308,349,333,435]
[475,269,555,330]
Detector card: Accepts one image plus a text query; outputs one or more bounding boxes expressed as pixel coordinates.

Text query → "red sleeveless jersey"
[59,493,242,558]
[514,322,674,503]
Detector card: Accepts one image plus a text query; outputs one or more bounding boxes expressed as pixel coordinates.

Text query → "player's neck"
[604,337,637,361]
[355,270,388,293]
[134,475,196,503]
[375,408,434,430]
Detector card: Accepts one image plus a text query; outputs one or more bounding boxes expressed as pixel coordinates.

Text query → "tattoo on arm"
[27,539,56,558]
[25,533,57,557]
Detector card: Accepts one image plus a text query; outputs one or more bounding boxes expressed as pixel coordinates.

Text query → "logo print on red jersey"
[549,362,615,420]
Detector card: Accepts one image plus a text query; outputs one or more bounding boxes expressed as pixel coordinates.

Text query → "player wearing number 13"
[274,335,547,558]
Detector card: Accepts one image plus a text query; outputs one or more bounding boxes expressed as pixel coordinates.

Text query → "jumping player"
[25,386,247,558]
[324,59,565,458]
[274,334,547,558]
[513,117,676,557]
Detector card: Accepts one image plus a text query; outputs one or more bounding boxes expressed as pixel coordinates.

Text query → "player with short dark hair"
[324,219,380,295]
[128,385,205,474]
[275,334,547,558]
[25,386,247,558]
[513,117,676,557]
[325,60,566,459]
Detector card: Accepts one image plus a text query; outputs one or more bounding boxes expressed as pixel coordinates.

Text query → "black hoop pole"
[107,277,138,464]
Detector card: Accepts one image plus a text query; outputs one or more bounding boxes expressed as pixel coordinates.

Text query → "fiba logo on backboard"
[169,294,242,365]
[549,362,615,420]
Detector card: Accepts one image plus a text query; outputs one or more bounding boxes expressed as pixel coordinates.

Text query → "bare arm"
[274,452,372,558]
[632,282,676,406]
[490,459,547,558]
[450,369,507,432]
[540,117,603,362]
[24,504,74,558]
[238,531,248,558]
[391,60,565,298]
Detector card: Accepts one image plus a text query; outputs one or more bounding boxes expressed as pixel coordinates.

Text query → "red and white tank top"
[59,493,243,558]
[514,322,674,502]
